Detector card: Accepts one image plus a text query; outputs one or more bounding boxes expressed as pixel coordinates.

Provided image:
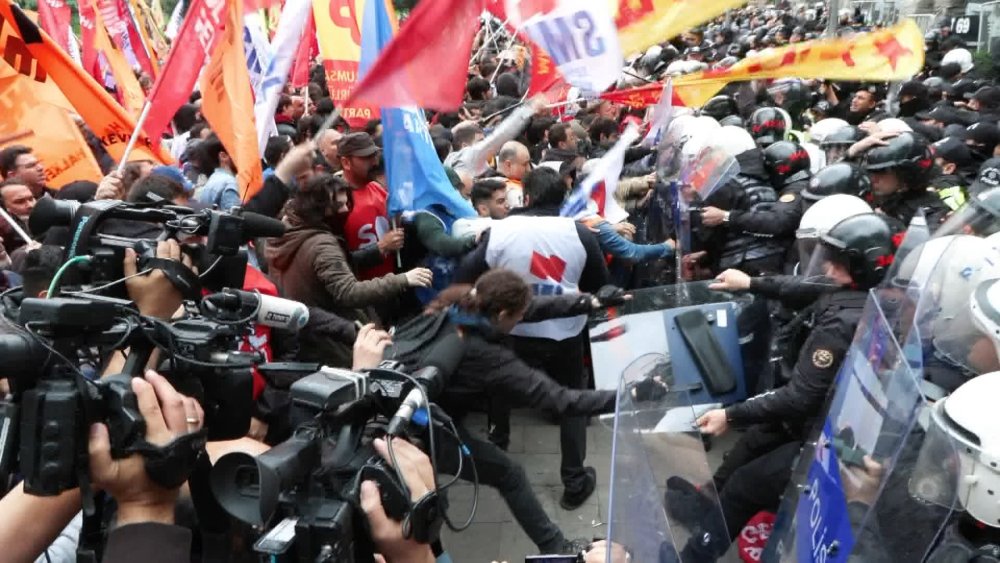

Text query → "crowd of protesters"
[5,1,1000,561]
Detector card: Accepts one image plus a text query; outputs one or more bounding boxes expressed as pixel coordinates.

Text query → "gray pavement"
[439,409,742,563]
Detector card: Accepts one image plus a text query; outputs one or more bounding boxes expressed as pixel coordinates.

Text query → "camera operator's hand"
[89,371,204,527]
[96,171,125,201]
[404,267,433,288]
[361,437,436,563]
[124,240,191,319]
[353,323,392,370]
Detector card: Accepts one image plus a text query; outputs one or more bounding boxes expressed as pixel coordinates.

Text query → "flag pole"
[0,206,33,243]
[116,101,154,174]
[310,107,343,144]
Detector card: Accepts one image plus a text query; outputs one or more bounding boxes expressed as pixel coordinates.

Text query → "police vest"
[485,215,587,341]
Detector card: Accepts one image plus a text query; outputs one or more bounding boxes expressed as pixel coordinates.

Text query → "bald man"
[316,128,344,173]
[497,141,532,209]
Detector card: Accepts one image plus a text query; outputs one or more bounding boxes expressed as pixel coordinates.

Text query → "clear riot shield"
[763,293,960,563]
[673,147,741,285]
[604,385,728,562]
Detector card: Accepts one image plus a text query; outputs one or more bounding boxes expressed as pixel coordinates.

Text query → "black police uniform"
[702,150,785,275]
[875,188,950,233]
[675,280,869,560]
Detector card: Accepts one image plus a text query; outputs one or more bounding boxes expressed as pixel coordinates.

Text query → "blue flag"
[358,0,475,220]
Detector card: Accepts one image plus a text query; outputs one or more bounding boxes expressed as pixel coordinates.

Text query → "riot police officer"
[669,213,895,560]
[802,162,872,202]
[748,106,791,148]
[701,141,813,273]
[859,132,951,232]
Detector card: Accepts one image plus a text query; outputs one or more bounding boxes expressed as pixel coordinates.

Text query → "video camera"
[0,286,306,497]
[28,198,285,298]
[210,333,474,562]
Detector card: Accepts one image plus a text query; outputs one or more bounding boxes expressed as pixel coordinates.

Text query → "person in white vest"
[456,166,610,510]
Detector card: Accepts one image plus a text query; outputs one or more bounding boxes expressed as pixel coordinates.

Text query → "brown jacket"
[265,225,409,366]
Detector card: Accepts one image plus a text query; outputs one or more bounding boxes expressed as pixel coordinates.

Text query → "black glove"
[631,376,668,402]
[593,285,629,309]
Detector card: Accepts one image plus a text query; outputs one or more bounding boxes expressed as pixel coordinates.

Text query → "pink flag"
[37,0,72,55]
[345,0,486,111]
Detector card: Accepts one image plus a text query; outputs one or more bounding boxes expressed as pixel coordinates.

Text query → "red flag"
[37,0,72,54]
[601,82,687,108]
[142,0,231,142]
[289,10,315,89]
[484,0,506,20]
[526,41,569,101]
[119,0,155,77]
[78,0,101,80]
[345,0,486,111]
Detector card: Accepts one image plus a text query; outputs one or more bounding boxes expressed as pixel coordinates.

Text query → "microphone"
[202,289,309,330]
[237,210,286,239]
[386,332,465,436]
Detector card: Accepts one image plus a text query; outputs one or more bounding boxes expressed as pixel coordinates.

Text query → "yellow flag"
[614,0,749,56]
[93,4,146,117]
[313,0,377,127]
[200,0,264,200]
[674,20,926,107]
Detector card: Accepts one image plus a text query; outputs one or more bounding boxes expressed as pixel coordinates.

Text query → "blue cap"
[150,165,193,192]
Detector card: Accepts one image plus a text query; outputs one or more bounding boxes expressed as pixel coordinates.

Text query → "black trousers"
[503,331,590,493]
[434,423,565,552]
[712,422,795,490]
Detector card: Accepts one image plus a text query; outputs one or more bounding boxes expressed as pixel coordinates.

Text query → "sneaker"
[560,467,597,510]
[664,476,716,529]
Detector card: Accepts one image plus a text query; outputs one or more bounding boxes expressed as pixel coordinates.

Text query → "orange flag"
[200,0,264,200]
[670,20,926,108]
[93,2,147,117]
[615,0,749,56]
[0,60,103,186]
[0,0,170,164]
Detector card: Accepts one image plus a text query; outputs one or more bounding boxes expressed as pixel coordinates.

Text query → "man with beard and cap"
[897,80,932,118]
[930,136,976,211]
[965,122,1000,166]
[844,84,887,125]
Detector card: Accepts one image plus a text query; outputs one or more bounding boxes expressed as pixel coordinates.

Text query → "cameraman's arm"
[0,484,81,563]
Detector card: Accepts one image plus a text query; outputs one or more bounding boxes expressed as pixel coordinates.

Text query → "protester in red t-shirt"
[338,132,404,280]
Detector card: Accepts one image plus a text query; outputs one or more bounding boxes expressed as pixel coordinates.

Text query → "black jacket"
[102,522,191,563]
[875,188,950,233]
[726,284,868,435]
[435,295,617,420]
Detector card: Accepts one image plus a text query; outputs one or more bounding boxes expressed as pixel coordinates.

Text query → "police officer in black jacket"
[852,131,950,232]
[701,141,813,274]
[668,213,895,560]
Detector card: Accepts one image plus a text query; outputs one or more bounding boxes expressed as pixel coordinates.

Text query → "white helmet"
[680,128,716,165]
[912,371,1000,528]
[665,60,707,76]
[662,114,699,150]
[942,47,975,74]
[920,236,1000,375]
[808,118,850,144]
[794,194,872,269]
[708,126,756,158]
[972,277,1000,366]
[801,141,825,174]
[876,118,913,135]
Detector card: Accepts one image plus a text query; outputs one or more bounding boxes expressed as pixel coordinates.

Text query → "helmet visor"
[936,198,1000,239]
[909,402,975,519]
[800,239,852,288]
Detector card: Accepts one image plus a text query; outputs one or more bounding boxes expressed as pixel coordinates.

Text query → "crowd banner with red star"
[615,0,750,56]
[604,19,925,110]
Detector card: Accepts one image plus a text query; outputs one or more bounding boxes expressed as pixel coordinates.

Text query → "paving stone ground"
[439,409,743,562]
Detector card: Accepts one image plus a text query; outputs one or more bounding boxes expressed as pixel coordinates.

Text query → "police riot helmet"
[700,95,738,120]
[749,107,791,147]
[719,114,745,128]
[863,132,936,191]
[708,125,756,159]
[808,213,894,289]
[763,140,811,187]
[912,371,1000,528]
[795,194,872,270]
[803,163,871,201]
[809,118,851,145]
[820,125,867,148]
